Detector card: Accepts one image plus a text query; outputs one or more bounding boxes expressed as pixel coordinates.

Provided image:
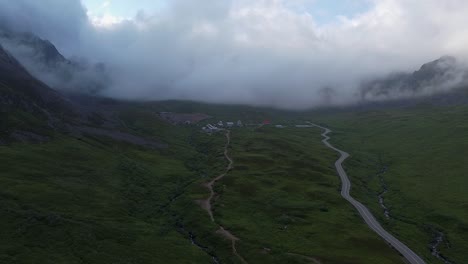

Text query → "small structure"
[262,120,271,125]
[275,125,285,128]
[217,121,224,127]
[203,124,221,133]
[226,122,235,128]
[237,120,243,127]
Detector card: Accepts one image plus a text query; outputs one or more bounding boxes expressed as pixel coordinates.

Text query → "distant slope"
[0,27,110,95]
[361,56,468,101]
[0,45,74,139]
[313,105,468,263]
[0,44,70,109]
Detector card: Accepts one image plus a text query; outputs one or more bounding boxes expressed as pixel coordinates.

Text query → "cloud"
[0,0,87,54]
[1,0,468,109]
[101,1,111,9]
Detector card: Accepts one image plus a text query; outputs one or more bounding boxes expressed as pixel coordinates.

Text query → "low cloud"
[1,0,468,109]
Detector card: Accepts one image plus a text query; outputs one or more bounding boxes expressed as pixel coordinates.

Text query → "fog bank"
[1,0,468,109]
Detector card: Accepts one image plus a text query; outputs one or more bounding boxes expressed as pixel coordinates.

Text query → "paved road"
[308,123,427,264]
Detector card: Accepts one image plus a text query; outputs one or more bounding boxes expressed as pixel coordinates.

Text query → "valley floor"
[1,103,467,263]
[313,105,468,263]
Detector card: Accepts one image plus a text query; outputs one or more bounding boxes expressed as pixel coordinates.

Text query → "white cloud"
[101,1,111,9]
[89,13,127,28]
[2,0,468,108]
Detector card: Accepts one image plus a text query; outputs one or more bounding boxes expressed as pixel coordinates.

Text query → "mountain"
[360,56,468,100]
[0,43,76,141]
[0,43,72,115]
[0,30,67,67]
[0,42,166,147]
[0,27,111,95]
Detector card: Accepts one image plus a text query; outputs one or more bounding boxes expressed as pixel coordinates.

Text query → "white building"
[203,124,221,133]
[237,120,243,127]
[226,122,234,127]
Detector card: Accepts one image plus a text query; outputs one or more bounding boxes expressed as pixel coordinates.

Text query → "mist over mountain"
[0,43,72,121]
[361,56,468,101]
[1,0,468,109]
[0,27,111,95]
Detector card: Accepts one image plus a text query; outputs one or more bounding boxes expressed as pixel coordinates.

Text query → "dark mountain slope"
[0,28,111,95]
[361,56,468,100]
[0,44,70,111]
[0,44,76,142]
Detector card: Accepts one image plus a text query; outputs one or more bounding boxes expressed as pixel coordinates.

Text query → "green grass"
[209,126,405,263]
[0,103,278,264]
[5,99,466,264]
[0,135,213,263]
[312,105,468,263]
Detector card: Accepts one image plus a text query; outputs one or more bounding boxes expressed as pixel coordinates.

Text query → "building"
[203,124,221,133]
[217,121,224,127]
[237,120,243,127]
[226,122,235,127]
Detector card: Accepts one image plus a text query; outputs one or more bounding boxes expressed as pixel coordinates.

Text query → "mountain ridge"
[0,27,111,95]
[360,56,468,100]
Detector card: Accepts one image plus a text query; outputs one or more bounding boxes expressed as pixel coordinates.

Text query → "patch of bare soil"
[217,227,248,264]
[159,112,211,125]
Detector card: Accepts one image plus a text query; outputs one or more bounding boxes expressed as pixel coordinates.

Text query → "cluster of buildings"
[202,120,243,133]
[201,120,317,133]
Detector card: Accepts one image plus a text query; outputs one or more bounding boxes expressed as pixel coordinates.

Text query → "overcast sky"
[1,0,468,108]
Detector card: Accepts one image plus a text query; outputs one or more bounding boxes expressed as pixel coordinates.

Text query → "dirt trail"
[217,227,248,264]
[198,130,247,263]
[199,130,233,221]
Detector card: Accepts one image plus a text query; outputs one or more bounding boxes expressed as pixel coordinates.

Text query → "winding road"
[308,123,427,264]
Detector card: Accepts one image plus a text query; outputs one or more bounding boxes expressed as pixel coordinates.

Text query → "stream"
[376,166,391,219]
[175,220,221,264]
[430,231,454,264]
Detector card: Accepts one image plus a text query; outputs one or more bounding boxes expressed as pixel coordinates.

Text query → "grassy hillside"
[0,132,212,263]
[0,100,410,264]
[209,125,404,263]
[312,105,468,263]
